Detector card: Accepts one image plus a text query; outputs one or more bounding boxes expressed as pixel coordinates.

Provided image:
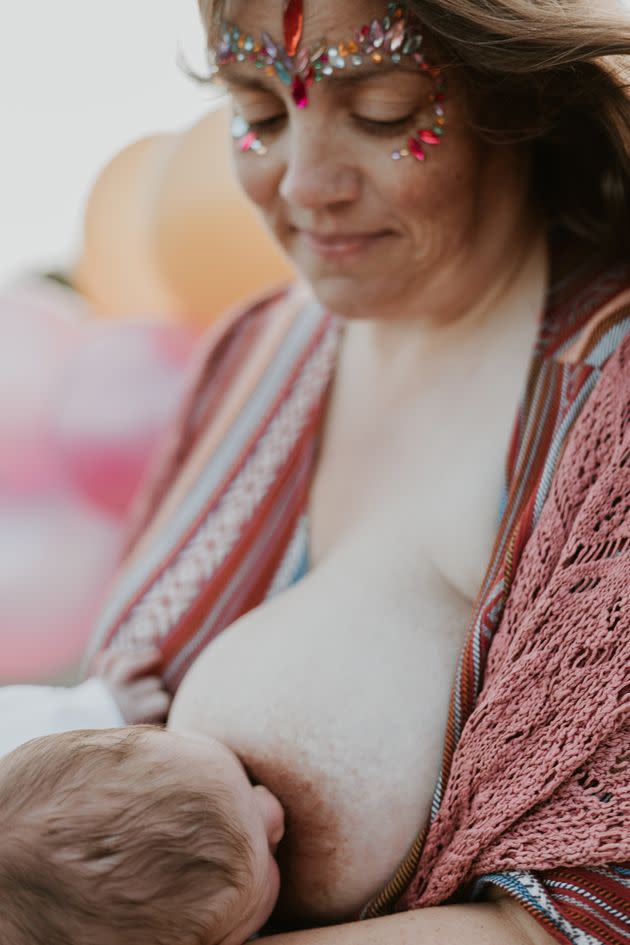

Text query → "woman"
[85,1,630,943]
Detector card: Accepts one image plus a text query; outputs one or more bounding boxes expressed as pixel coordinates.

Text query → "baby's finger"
[136,689,172,723]
[106,647,164,684]
[126,675,168,697]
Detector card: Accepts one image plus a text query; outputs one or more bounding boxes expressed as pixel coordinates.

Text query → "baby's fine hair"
[0,727,254,945]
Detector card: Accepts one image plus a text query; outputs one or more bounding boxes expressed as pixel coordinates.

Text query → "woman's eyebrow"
[221,63,422,91]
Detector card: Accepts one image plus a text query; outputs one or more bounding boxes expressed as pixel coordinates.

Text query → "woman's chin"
[301,273,389,319]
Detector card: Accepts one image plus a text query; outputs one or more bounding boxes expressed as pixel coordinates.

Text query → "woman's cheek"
[235,151,281,214]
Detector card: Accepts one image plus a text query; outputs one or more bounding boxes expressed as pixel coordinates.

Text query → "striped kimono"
[86,241,630,945]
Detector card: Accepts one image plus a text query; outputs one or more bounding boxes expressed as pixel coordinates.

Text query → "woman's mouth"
[296,228,392,260]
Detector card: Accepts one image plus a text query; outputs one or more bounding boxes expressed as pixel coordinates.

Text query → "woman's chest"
[170,334,525,923]
[170,512,483,922]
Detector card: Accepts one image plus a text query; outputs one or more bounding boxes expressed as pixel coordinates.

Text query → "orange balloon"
[73,134,183,319]
[73,103,294,326]
[150,103,295,325]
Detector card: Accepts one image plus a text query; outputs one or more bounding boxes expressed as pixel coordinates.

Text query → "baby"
[0,726,285,945]
[0,655,285,945]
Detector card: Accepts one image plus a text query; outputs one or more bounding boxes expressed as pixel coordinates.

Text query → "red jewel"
[292,76,308,108]
[419,129,440,145]
[240,131,257,152]
[408,137,426,161]
[284,0,304,57]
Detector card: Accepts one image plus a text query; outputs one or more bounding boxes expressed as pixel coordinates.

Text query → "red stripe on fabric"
[162,432,317,687]
[185,311,265,450]
[119,297,285,560]
[546,866,630,912]
[551,896,625,945]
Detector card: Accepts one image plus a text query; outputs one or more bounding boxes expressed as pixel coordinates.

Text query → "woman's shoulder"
[544,238,630,368]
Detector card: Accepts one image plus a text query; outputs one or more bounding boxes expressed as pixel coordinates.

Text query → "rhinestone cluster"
[216,1,446,163]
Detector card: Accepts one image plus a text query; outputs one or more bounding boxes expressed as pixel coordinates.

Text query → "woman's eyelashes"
[354,113,419,135]
[242,110,420,137]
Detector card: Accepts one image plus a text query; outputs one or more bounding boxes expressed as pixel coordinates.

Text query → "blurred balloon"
[150,102,295,322]
[0,279,198,682]
[52,321,195,517]
[0,495,121,680]
[73,102,294,326]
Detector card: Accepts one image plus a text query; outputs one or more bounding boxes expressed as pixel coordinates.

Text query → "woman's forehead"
[222,0,393,46]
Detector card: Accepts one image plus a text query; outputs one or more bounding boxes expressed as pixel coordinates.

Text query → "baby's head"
[0,726,284,945]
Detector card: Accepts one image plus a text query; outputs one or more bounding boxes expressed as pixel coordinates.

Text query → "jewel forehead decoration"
[217,1,446,164]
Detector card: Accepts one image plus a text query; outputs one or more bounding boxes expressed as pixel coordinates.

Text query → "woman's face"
[216,0,525,319]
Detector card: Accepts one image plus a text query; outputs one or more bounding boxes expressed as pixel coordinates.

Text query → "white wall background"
[0,1,212,283]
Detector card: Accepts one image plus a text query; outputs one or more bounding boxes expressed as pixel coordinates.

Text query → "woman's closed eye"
[354,113,419,135]
[246,114,287,133]
[242,111,421,137]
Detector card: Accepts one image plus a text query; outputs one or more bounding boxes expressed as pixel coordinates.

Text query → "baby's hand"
[93,647,171,724]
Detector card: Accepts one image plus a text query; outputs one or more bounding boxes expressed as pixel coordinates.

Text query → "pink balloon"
[0,493,122,681]
[51,321,197,517]
[0,280,199,681]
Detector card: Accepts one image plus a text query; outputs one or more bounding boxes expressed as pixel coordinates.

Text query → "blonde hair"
[199,0,630,251]
[0,728,253,945]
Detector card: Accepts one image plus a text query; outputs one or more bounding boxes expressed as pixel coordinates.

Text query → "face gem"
[261,31,278,58]
[419,129,441,145]
[296,47,311,73]
[371,19,385,47]
[408,137,426,161]
[292,76,308,107]
[239,130,258,152]
[232,114,249,137]
[284,0,304,57]
[387,20,406,52]
[219,3,446,169]
[274,60,292,84]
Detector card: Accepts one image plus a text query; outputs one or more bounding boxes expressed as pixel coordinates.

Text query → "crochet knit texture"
[406,333,630,907]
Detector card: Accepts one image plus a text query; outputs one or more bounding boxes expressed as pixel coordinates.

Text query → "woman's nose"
[278,126,361,210]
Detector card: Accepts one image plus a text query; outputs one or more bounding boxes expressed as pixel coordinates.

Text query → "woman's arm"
[262,896,558,945]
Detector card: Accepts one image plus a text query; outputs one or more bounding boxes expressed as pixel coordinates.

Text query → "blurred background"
[0,0,206,281]
[0,1,292,685]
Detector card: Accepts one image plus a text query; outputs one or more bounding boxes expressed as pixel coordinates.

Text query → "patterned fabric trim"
[470,872,603,945]
[85,292,341,689]
[471,866,630,945]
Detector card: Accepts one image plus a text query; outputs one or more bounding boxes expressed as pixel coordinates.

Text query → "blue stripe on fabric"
[586,317,630,367]
[532,367,599,523]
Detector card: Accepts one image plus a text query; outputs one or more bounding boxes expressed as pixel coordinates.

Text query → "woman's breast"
[169,521,475,924]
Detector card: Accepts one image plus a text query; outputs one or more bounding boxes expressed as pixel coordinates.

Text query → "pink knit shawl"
[403,332,630,908]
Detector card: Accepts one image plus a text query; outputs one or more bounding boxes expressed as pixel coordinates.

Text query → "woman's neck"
[344,217,549,399]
